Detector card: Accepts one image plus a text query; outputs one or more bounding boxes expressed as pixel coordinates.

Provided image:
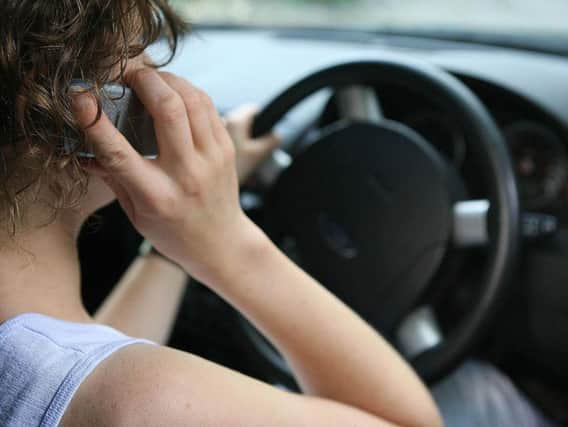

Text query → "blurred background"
[171,0,568,39]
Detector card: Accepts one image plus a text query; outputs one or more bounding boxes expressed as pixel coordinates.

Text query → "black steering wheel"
[242,58,520,383]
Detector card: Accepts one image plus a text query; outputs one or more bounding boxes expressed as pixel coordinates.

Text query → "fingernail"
[71,93,93,114]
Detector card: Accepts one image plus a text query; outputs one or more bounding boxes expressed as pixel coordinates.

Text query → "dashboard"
[157,28,568,382]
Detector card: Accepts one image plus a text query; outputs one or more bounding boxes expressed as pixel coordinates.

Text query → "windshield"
[171,0,568,45]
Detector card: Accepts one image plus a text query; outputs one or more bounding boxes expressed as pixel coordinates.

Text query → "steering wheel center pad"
[265,120,452,333]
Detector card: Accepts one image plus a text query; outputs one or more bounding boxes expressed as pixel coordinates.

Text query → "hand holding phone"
[71,70,253,286]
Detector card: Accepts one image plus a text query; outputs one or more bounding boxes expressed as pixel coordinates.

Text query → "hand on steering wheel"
[224,104,281,184]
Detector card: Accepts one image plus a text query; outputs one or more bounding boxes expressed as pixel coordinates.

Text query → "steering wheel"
[241,58,520,383]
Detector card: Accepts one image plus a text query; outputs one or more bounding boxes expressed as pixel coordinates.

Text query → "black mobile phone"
[69,82,159,158]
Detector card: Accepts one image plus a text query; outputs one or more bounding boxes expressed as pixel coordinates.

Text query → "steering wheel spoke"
[335,85,383,124]
[453,199,490,247]
[396,306,444,359]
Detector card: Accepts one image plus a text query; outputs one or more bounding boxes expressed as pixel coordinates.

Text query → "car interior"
[78,1,568,424]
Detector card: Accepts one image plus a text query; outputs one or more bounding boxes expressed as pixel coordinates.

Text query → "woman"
[0,1,442,426]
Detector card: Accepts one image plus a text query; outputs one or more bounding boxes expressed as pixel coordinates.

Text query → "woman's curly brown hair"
[0,0,188,235]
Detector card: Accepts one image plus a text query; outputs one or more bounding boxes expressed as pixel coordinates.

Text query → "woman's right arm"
[193,220,441,427]
[71,67,442,427]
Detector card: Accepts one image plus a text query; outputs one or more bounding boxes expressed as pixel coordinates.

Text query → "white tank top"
[0,313,153,426]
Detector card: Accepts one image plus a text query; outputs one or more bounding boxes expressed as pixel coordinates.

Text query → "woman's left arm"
[93,254,187,344]
[94,106,280,344]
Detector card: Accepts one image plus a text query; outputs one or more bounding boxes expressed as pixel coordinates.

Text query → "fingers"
[226,104,258,140]
[149,72,211,150]
[246,135,281,176]
[72,93,153,192]
[127,69,194,164]
[256,133,282,152]
[159,72,227,156]
[226,103,281,151]
[199,89,233,152]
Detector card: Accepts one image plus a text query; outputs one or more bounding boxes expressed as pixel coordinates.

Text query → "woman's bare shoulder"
[60,343,178,427]
[60,343,391,427]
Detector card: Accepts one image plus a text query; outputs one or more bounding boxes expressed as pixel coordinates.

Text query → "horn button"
[265,121,452,333]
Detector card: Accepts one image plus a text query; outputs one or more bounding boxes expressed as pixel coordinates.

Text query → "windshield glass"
[171,0,568,42]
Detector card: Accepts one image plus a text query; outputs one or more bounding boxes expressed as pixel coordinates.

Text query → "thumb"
[252,132,281,156]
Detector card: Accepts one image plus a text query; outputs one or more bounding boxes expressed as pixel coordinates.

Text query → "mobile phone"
[69,81,158,158]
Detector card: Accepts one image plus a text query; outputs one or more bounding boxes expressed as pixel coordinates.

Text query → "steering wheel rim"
[248,58,520,383]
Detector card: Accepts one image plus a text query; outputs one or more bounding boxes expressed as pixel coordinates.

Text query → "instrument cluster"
[504,121,568,209]
[403,113,568,210]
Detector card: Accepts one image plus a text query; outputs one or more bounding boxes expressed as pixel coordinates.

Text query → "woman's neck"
[0,217,91,324]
